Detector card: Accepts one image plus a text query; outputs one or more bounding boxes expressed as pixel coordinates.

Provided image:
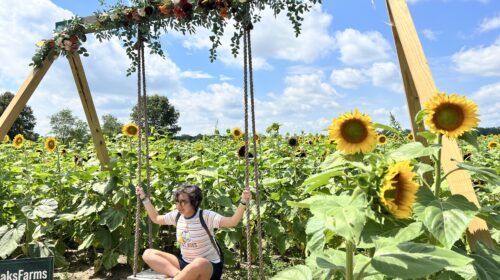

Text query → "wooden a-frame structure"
[0,0,491,249]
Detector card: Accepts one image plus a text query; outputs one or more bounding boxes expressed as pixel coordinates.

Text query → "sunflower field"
[0,97,499,279]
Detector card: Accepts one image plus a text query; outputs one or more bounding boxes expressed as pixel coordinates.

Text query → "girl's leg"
[142,248,181,276]
[175,257,213,280]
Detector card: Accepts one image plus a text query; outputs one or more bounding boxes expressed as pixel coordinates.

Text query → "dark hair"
[174,184,203,210]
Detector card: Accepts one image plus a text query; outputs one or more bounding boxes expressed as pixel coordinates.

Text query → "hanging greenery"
[30,0,322,75]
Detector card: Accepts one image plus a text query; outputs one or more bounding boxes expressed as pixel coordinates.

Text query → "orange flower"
[159,4,171,15]
[220,7,229,18]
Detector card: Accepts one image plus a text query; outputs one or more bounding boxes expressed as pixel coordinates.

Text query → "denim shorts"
[177,256,223,280]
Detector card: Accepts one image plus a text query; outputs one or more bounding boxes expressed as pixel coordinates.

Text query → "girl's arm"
[219,189,251,228]
[136,185,168,225]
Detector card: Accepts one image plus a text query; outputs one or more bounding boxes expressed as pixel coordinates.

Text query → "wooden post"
[386,0,492,250]
[67,52,110,168]
[0,55,55,140]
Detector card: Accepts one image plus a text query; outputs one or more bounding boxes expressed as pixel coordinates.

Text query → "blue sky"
[0,0,498,136]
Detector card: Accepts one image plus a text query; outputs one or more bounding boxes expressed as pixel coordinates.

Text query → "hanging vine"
[30,0,322,74]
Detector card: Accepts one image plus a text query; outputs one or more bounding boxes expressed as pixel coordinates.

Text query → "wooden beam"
[67,52,110,168]
[386,0,492,250]
[0,55,55,140]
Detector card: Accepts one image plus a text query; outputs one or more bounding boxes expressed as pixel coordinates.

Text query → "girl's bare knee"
[142,248,156,263]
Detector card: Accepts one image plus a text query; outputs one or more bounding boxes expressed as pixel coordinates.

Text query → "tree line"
[0,91,180,144]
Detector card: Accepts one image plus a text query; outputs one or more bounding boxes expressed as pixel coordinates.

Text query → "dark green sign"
[0,257,53,280]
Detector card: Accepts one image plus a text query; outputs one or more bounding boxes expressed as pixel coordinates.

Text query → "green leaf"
[198,168,218,178]
[413,186,436,220]
[0,224,26,259]
[95,228,113,250]
[421,195,478,249]
[101,208,127,232]
[102,250,119,270]
[389,142,440,161]
[417,131,437,143]
[456,162,500,186]
[372,241,473,279]
[373,123,401,135]
[33,198,58,219]
[459,131,479,150]
[315,249,345,271]
[104,176,118,194]
[305,216,326,253]
[78,233,94,251]
[309,194,367,243]
[301,168,344,193]
[354,254,382,280]
[414,109,427,125]
[271,265,313,280]
[470,242,500,280]
[477,205,500,229]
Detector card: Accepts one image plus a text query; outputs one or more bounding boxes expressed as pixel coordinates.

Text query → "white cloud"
[367,62,403,93]
[471,82,500,127]
[179,5,335,69]
[452,37,500,76]
[422,29,438,41]
[219,75,233,81]
[478,14,500,33]
[330,68,368,89]
[335,28,391,65]
[180,71,214,79]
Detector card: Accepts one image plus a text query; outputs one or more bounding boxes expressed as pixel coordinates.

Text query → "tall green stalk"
[346,241,355,280]
[434,134,443,197]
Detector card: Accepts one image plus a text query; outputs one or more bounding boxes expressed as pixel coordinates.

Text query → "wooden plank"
[0,55,56,140]
[67,52,110,168]
[386,0,492,250]
[127,269,166,280]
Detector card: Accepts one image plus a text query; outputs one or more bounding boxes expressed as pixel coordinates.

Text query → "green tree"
[131,94,180,135]
[101,114,122,138]
[49,109,90,144]
[0,91,39,140]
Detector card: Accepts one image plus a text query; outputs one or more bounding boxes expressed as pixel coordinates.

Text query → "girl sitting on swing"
[136,184,251,280]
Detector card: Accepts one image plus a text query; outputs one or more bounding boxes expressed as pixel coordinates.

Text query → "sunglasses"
[175,199,190,207]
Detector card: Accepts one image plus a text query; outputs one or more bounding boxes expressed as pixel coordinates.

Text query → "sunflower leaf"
[459,131,480,150]
[414,109,428,125]
[470,242,500,280]
[455,162,500,186]
[420,195,478,249]
[372,241,473,279]
[373,123,401,135]
[389,142,440,161]
[271,265,313,280]
[301,168,344,194]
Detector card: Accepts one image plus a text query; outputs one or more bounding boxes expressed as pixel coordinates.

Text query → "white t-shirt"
[164,208,223,263]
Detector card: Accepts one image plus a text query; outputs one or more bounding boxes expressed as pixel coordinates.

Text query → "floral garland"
[30,0,322,74]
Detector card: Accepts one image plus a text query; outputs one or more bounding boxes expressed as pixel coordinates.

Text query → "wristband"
[142,197,151,205]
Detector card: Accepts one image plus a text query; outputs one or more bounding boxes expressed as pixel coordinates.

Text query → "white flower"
[137,7,146,17]
[110,12,120,21]
[239,0,247,3]
[173,0,181,5]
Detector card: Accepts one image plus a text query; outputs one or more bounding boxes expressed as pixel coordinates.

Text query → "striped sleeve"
[163,210,179,226]
[203,209,223,230]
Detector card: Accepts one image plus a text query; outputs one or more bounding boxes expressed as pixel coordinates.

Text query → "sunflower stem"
[56,145,63,200]
[442,167,463,182]
[434,134,443,198]
[346,240,355,280]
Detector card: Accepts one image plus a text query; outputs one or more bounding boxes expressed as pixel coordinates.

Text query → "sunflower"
[424,93,479,138]
[407,133,414,141]
[231,127,243,139]
[44,137,57,153]
[122,123,139,137]
[2,135,9,144]
[379,161,419,219]
[288,137,298,147]
[254,134,260,143]
[377,135,388,145]
[328,110,377,154]
[488,141,497,149]
[237,145,253,158]
[13,134,25,149]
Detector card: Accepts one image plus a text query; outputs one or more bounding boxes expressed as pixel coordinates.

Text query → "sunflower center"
[433,104,464,131]
[127,126,138,135]
[16,138,22,144]
[235,130,241,136]
[379,136,386,143]
[48,141,55,149]
[340,120,368,143]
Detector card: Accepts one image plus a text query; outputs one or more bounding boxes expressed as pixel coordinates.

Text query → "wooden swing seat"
[127,269,166,279]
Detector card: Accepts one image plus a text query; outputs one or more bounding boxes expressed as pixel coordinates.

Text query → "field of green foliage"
[0,121,498,279]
